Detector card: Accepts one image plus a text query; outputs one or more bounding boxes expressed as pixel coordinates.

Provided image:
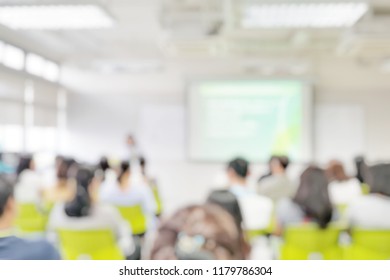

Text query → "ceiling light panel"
[242,2,369,28]
[0,5,114,30]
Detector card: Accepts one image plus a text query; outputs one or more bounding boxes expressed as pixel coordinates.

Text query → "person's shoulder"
[9,237,60,260]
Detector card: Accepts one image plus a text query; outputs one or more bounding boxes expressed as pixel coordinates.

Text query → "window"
[3,44,24,70]
[26,53,45,76]
[42,60,60,82]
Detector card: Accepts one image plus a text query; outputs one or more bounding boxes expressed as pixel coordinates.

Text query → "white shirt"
[101,181,157,230]
[48,203,135,256]
[346,194,390,229]
[230,185,274,231]
[329,178,362,206]
[14,170,43,204]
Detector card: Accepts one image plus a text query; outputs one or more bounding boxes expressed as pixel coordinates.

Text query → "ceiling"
[1,0,390,76]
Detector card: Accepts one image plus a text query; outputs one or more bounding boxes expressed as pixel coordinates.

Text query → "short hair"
[0,176,13,217]
[228,157,249,178]
[16,155,33,177]
[270,155,290,169]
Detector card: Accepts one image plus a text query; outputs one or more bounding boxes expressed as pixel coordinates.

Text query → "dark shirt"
[0,236,61,260]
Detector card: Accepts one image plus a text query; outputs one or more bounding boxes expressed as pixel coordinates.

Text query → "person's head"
[365,163,390,197]
[127,135,136,147]
[326,160,350,182]
[151,204,249,260]
[0,176,16,228]
[227,157,249,184]
[98,157,110,172]
[64,166,100,217]
[118,161,130,186]
[57,158,76,181]
[16,155,34,177]
[269,155,290,175]
[293,166,332,229]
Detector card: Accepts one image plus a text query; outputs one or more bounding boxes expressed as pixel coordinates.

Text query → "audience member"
[48,166,135,258]
[0,176,60,260]
[101,161,157,231]
[150,204,249,260]
[347,163,390,229]
[276,166,333,230]
[326,160,362,206]
[14,155,44,204]
[257,155,296,203]
[226,157,273,232]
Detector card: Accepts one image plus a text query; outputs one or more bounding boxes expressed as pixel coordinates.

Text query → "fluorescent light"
[242,2,369,28]
[0,5,114,30]
[43,60,60,82]
[26,53,45,76]
[3,44,24,70]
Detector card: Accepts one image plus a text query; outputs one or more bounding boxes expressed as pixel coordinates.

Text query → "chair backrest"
[57,229,124,260]
[116,204,147,235]
[15,203,48,233]
[281,224,343,260]
[345,229,390,259]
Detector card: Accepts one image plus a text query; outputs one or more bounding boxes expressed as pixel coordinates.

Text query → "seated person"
[139,157,162,216]
[257,155,296,203]
[101,161,157,232]
[326,160,362,206]
[276,166,333,230]
[98,157,119,199]
[14,155,44,204]
[44,158,77,205]
[48,165,135,258]
[226,157,273,232]
[150,204,250,260]
[0,176,60,260]
[346,163,390,229]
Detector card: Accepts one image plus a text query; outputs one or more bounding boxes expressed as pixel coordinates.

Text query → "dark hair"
[64,166,95,217]
[0,176,13,217]
[326,160,350,182]
[365,163,390,197]
[98,157,110,172]
[293,166,332,229]
[228,157,249,178]
[118,161,130,182]
[354,156,367,184]
[270,155,290,169]
[57,158,76,180]
[16,155,33,177]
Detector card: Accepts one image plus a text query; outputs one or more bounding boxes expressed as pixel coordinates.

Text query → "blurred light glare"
[43,60,60,82]
[3,44,24,70]
[0,5,114,30]
[26,53,45,76]
[242,3,369,28]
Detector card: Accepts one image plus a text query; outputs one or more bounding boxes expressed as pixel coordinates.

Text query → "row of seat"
[281,224,390,260]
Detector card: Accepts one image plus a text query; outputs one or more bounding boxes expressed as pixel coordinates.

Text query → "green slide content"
[190,80,305,162]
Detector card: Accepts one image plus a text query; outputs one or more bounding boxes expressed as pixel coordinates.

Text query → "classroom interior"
[0,0,390,260]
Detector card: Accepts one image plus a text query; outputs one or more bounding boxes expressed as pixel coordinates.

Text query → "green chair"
[116,205,147,236]
[15,203,49,234]
[344,229,390,260]
[57,229,124,260]
[280,224,343,260]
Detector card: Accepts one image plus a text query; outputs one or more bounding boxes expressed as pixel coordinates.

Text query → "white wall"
[63,55,390,214]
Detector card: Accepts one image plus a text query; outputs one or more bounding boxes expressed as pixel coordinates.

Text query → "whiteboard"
[138,104,186,161]
[315,104,365,164]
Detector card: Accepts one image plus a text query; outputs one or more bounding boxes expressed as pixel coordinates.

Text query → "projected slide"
[188,80,311,162]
